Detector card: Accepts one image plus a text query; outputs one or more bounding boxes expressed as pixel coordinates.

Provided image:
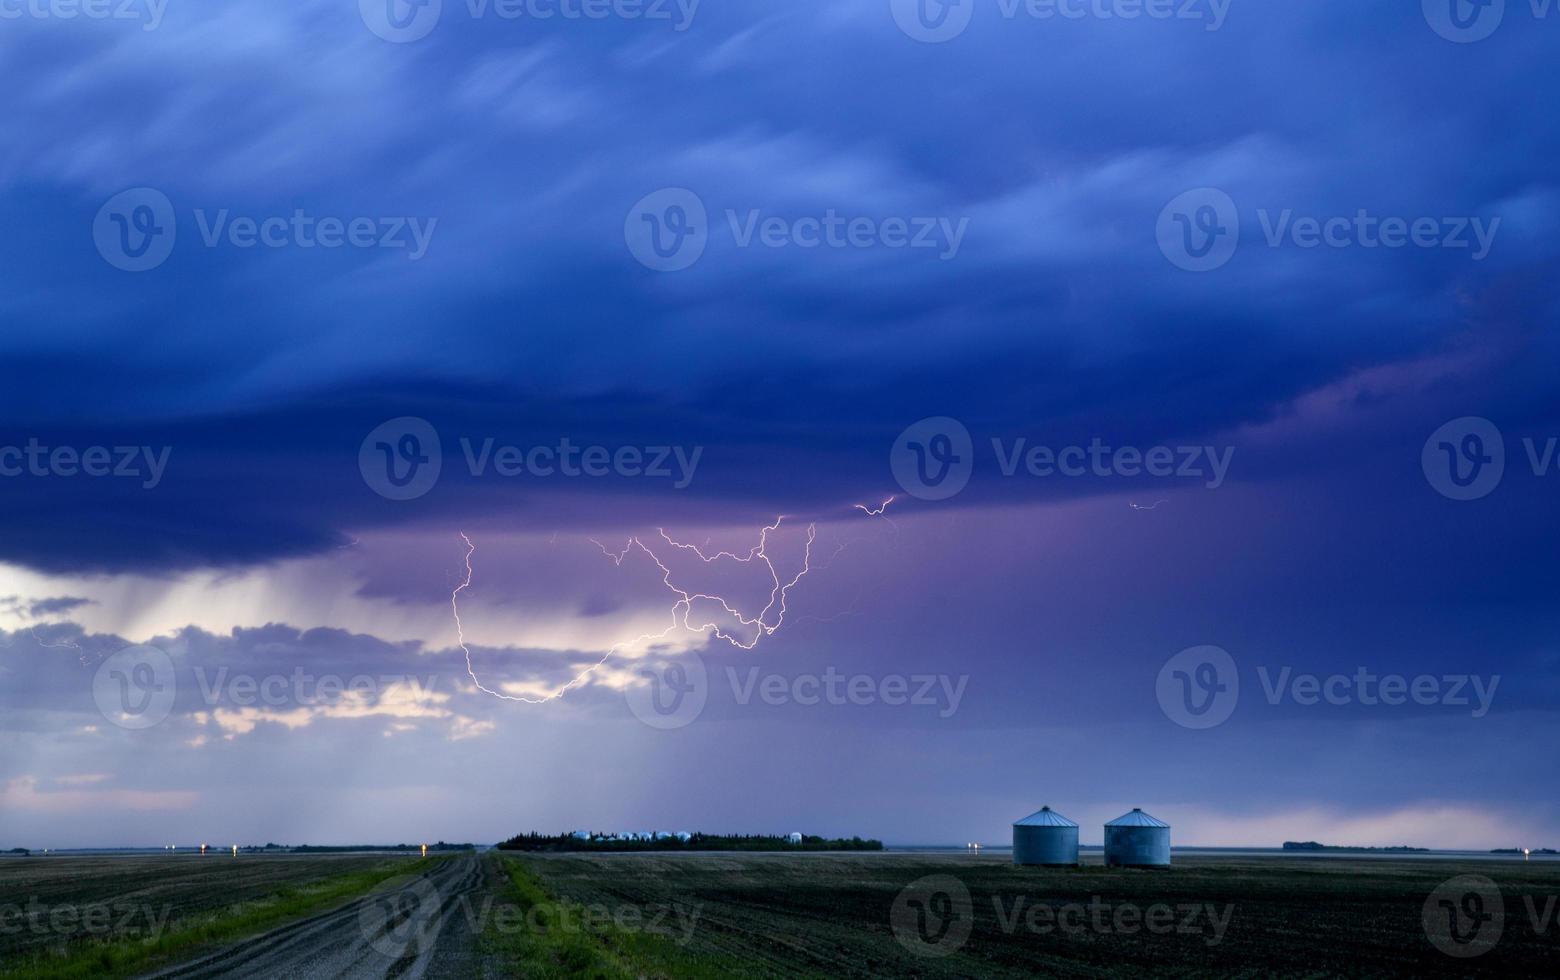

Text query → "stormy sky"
[1,0,1557,849]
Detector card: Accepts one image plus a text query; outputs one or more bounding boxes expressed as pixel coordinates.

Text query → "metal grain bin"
[1104,808,1170,867]
[1013,806,1080,866]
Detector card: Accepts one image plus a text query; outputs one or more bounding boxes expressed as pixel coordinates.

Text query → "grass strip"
[483,855,742,980]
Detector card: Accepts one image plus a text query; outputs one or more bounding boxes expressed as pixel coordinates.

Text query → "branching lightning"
[455,518,818,704]
[1130,500,1168,511]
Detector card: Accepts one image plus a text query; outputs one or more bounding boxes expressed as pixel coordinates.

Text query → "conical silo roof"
[1014,806,1078,827]
[1105,807,1169,828]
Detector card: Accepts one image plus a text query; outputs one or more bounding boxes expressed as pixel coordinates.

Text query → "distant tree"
[495,831,882,853]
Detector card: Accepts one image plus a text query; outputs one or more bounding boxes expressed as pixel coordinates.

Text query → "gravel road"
[139,854,485,980]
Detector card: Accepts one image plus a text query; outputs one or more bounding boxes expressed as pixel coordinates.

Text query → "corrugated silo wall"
[1103,826,1170,866]
[1013,825,1079,866]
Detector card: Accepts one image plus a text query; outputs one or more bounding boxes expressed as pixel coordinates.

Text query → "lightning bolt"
[31,625,89,667]
[853,495,895,517]
[853,494,898,524]
[782,495,903,626]
[589,537,634,566]
[455,518,817,704]
[830,495,900,561]
[30,626,79,648]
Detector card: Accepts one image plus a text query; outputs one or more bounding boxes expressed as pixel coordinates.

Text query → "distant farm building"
[1012,806,1079,866]
[1104,808,1171,867]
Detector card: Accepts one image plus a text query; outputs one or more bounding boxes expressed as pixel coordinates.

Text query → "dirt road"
[139,855,485,980]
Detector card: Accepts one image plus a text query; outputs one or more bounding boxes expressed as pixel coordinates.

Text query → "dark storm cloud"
[0,596,94,618]
[2,321,1557,582]
[0,0,1556,579]
[24,596,96,617]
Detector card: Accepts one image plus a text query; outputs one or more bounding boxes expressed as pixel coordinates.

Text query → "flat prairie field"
[0,853,404,970]
[512,851,1560,978]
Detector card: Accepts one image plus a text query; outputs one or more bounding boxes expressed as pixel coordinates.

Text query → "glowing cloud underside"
[453,518,818,704]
